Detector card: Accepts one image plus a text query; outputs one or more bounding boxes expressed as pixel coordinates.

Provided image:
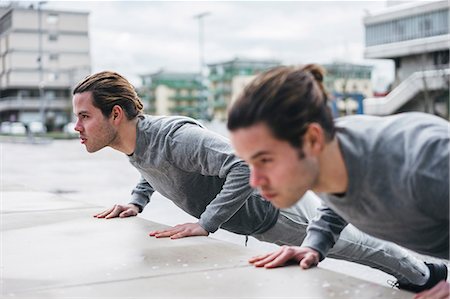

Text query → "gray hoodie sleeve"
[198,161,253,232]
[129,176,155,212]
[301,203,348,260]
[168,124,254,233]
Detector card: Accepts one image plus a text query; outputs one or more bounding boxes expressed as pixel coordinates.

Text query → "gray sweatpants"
[252,191,428,285]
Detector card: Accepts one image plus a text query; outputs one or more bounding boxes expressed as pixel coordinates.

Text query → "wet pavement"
[2,181,412,298]
[1,137,417,297]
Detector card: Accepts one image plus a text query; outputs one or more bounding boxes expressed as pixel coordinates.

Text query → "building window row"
[366,9,449,46]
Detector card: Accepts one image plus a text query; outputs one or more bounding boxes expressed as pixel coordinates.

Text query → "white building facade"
[0,4,91,129]
[363,0,449,117]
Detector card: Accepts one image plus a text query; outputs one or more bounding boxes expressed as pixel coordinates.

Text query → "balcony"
[208,73,233,82]
[212,86,232,96]
[0,96,71,112]
[213,98,227,109]
[170,95,203,102]
[169,105,199,114]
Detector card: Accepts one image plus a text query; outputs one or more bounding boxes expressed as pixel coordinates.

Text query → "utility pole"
[193,12,210,120]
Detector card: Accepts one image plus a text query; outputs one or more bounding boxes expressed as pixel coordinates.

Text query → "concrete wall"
[395,53,438,85]
[155,85,172,115]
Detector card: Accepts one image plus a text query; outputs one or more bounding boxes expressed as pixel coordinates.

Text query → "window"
[47,73,58,82]
[49,53,59,61]
[433,50,450,66]
[421,18,432,36]
[393,21,405,39]
[46,14,59,25]
[48,33,58,41]
[18,90,31,97]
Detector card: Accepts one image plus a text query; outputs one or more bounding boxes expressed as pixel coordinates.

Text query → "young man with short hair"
[227,64,449,299]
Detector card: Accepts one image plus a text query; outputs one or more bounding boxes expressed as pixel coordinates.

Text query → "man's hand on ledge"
[249,245,320,269]
[149,222,209,239]
[93,204,139,219]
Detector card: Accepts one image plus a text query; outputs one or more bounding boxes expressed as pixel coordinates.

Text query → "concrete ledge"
[1,189,412,298]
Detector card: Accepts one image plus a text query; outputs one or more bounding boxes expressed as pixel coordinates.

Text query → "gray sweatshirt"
[128,115,279,234]
[302,112,449,259]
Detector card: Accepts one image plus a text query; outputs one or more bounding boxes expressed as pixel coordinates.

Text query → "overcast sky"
[42,1,399,91]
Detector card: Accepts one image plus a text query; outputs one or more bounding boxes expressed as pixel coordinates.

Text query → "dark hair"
[227,64,335,149]
[73,71,144,120]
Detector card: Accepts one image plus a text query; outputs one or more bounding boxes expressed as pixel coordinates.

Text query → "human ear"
[303,123,325,155]
[111,105,123,122]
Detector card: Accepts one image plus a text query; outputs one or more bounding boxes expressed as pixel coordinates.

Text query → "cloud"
[45,1,390,86]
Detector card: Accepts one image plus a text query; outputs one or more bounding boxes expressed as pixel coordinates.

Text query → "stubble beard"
[86,124,118,153]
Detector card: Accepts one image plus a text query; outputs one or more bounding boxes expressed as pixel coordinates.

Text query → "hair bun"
[299,64,328,104]
[300,64,325,83]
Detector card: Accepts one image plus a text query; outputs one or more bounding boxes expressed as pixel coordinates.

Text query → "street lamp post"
[194,12,210,74]
[193,12,210,120]
[38,1,47,126]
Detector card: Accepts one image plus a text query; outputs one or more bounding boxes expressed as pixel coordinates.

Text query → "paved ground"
[1,134,404,287]
[3,185,412,298]
[9,118,449,283]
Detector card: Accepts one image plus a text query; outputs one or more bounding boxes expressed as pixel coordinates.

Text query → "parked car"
[28,121,47,134]
[63,122,77,136]
[10,122,26,135]
[0,122,11,134]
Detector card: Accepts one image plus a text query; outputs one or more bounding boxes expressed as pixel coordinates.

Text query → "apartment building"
[323,63,373,98]
[139,71,206,119]
[363,0,449,117]
[323,62,373,115]
[207,58,280,120]
[0,3,91,129]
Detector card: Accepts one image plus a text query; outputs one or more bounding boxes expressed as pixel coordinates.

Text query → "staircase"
[364,69,450,115]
